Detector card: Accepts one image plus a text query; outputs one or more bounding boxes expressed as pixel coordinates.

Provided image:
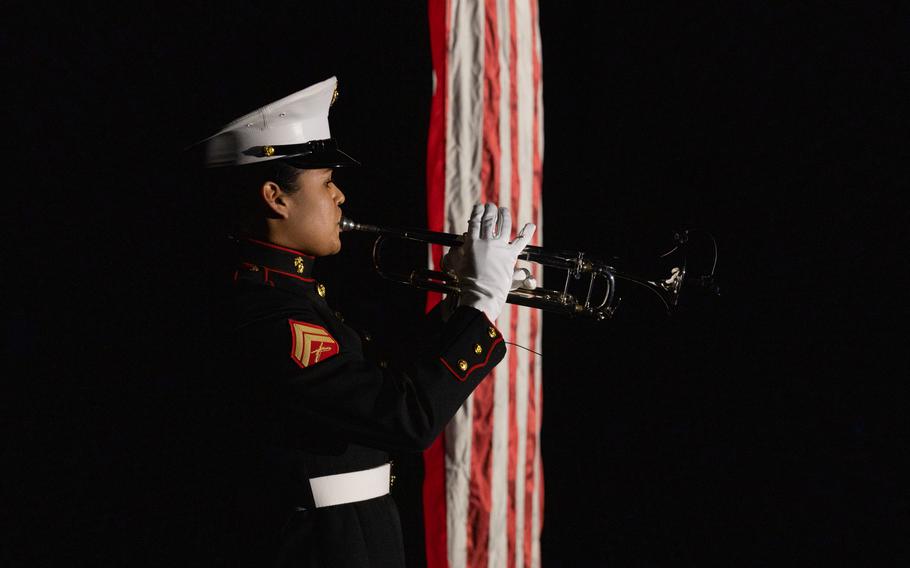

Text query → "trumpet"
[340,217,705,321]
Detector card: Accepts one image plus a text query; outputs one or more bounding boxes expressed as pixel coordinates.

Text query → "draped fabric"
[423,1,544,566]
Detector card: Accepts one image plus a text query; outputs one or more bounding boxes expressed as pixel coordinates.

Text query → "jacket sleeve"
[236,303,506,452]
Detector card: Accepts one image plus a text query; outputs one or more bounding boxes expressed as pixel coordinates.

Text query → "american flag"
[423,0,544,567]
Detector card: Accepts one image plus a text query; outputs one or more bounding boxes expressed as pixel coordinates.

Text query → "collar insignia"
[237,238,315,282]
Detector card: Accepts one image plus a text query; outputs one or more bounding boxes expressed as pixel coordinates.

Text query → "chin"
[321,240,342,256]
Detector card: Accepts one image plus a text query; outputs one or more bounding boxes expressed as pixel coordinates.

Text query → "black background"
[5,2,907,566]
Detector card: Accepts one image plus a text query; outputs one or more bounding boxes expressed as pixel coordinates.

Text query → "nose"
[334,184,346,205]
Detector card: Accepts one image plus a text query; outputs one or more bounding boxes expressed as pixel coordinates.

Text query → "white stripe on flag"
[513,0,534,564]
[489,310,511,567]
[445,402,473,568]
[514,308,531,568]
[446,0,485,232]
[489,0,513,560]
[497,0,513,207]
[444,1,484,567]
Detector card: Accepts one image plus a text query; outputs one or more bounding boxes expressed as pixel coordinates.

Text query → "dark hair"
[206,159,304,237]
[229,159,303,194]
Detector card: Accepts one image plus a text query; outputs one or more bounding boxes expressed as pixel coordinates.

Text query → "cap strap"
[244,138,337,159]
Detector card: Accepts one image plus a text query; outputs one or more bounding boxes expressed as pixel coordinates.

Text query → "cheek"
[319,194,338,222]
[297,195,336,232]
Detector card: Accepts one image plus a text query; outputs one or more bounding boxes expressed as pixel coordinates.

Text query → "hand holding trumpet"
[442,203,536,322]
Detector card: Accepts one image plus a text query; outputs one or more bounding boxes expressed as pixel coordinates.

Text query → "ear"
[260,181,290,218]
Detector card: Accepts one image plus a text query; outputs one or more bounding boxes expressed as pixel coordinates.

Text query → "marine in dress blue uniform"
[230,238,505,566]
[202,76,533,567]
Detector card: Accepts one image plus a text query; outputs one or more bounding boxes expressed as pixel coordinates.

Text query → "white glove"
[510,267,537,291]
[437,266,535,323]
[446,203,536,322]
[442,258,536,291]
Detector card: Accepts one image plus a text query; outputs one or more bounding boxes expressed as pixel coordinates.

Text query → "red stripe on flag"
[524,3,543,565]
[425,0,450,314]
[507,2,522,558]
[424,2,451,567]
[465,1,502,566]
[506,0,520,565]
[481,0,501,205]
[507,310,519,568]
[524,314,539,568]
[467,374,495,567]
[423,436,448,568]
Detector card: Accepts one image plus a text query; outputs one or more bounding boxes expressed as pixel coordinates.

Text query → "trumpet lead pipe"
[340,216,560,264]
[341,217,464,248]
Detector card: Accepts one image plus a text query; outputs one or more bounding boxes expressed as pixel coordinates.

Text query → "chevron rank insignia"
[289,320,340,368]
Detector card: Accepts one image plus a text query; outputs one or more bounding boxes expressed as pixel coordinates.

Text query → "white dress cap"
[203,76,358,168]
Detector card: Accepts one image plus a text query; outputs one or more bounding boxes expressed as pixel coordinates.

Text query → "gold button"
[457,359,468,372]
[474,344,483,355]
[488,327,497,338]
[316,283,326,297]
[263,145,275,156]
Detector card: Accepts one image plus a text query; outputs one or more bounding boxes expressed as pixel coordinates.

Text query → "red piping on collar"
[246,238,315,259]
[263,266,316,283]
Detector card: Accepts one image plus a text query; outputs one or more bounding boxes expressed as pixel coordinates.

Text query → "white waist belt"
[307,463,391,509]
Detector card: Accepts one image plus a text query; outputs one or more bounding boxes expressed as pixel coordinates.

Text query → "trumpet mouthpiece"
[339,217,381,233]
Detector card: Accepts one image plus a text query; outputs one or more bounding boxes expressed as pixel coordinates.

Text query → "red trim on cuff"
[439,336,505,382]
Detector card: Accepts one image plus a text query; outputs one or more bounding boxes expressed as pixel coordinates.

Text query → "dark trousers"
[232,495,406,568]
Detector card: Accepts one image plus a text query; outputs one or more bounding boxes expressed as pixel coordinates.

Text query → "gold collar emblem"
[293,256,306,274]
